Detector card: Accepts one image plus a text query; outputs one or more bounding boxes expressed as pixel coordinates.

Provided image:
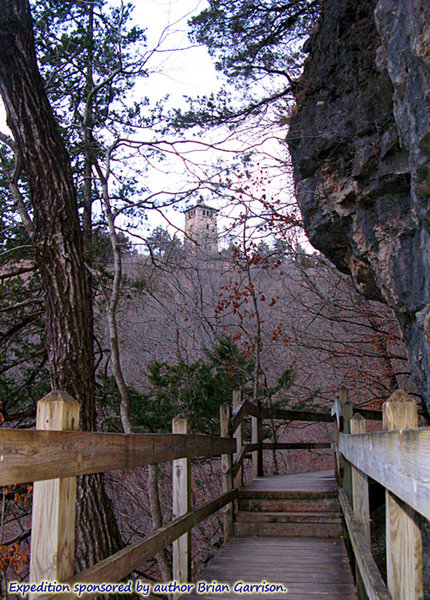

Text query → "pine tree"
[0,0,123,571]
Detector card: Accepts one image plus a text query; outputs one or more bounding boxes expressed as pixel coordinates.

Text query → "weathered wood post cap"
[339,386,351,405]
[37,390,80,431]
[39,390,80,405]
[383,390,418,431]
[384,389,415,404]
[172,414,189,427]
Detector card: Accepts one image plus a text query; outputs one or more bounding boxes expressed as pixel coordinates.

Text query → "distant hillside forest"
[0,0,427,592]
[0,221,418,584]
[1,226,416,431]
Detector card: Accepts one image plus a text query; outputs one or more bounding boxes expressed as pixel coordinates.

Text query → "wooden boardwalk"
[182,471,357,600]
[243,470,337,492]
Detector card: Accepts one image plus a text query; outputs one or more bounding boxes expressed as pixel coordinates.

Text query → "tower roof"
[183,202,219,214]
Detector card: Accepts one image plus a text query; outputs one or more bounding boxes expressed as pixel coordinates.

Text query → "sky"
[134,0,221,100]
[0,1,221,143]
[101,0,296,249]
[0,0,225,240]
[113,0,228,241]
[0,0,303,252]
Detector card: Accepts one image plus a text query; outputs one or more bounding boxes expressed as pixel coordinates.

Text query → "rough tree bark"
[95,155,171,580]
[147,464,172,581]
[0,0,123,570]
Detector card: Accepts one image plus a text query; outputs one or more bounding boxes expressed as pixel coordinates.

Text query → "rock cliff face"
[287,0,430,411]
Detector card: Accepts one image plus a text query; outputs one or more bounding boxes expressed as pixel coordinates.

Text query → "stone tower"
[184,203,218,254]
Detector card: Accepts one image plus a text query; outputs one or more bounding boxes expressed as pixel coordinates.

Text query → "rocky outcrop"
[287,0,430,411]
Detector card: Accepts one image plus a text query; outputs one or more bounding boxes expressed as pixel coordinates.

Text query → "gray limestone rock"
[287,0,430,412]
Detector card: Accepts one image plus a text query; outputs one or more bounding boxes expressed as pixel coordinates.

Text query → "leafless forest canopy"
[0,0,423,592]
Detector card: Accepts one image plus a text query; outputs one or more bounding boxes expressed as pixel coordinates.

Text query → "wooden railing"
[0,391,236,599]
[334,389,428,600]
[229,390,333,486]
[3,385,406,599]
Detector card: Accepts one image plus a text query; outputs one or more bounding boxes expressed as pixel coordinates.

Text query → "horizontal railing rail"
[263,406,333,422]
[0,391,238,598]
[334,389,425,600]
[0,430,235,486]
[339,426,430,520]
[43,489,237,600]
[230,398,334,433]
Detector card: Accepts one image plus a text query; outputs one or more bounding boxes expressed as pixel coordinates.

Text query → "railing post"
[339,386,355,575]
[340,386,353,502]
[383,390,423,600]
[172,415,191,584]
[220,403,234,543]
[29,391,79,597]
[232,390,243,488]
[350,413,370,600]
[350,414,370,544]
[332,397,342,486]
[252,402,263,479]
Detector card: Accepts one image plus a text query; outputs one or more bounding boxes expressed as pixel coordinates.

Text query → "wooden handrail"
[261,442,331,450]
[43,489,237,600]
[231,443,259,479]
[14,386,391,596]
[0,430,236,486]
[10,392,239,594]
[336,391,425,599]
[339,489,392,600]
[339,427,430,520]
[231,398,334,433]
[262,406,332,422]
[230,399,262,433]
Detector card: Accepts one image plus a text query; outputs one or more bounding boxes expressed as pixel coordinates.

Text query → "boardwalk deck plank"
[242,470,337,492]
[182,538,357,599]
[182,471,357,600]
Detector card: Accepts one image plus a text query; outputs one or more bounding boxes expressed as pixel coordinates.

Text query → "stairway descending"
[181,471,357,600]
[234,471,343,538]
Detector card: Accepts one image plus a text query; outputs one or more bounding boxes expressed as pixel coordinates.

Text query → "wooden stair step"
[235,510,342,524]
[239,497,341,512]
[238,489,337,499]
[234,520,343,538]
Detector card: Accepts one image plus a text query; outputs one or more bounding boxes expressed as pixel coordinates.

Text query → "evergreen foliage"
[169,0,320,129]
[102,338,254,434]
[32,0,149,135]
[146,226,183,260]
[189,0,319,89]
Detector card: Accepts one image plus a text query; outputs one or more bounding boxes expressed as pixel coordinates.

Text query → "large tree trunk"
[0,0,123,569]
